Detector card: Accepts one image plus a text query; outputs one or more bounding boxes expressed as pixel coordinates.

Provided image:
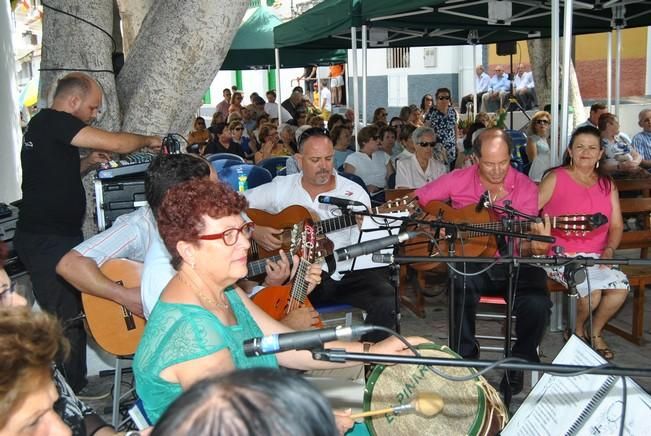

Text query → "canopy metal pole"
[559,0,573,159]
[615,27,622,118]
[550,0,561,165]
[351,26,360,148]
[362,24,368,126]
[472,44,477,117]
[607,32,612,112]
[275,48,282,121]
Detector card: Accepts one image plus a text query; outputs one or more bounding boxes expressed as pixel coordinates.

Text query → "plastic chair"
[506,129,530,175]
[257,156,290,178]
[205,152,246,163]
[211,158,241,173]
[218,164,273,191]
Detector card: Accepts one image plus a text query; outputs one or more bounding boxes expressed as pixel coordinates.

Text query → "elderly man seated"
[513,64,536,110]
[481,65,510,113]
[460,65,490,114]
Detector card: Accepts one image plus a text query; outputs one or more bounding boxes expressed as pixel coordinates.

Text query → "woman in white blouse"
[344,125,394,193]
[395,127,448,189]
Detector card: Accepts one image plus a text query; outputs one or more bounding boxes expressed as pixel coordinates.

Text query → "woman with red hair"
[133,179,427,426]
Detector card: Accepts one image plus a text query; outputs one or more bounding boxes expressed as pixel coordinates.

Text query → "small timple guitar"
[252,220,332,327]
[80,259,145,357]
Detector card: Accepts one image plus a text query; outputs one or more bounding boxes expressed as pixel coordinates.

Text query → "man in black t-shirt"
[14,72,161,394]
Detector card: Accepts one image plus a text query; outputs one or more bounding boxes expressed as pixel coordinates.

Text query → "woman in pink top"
[539,125,628,360]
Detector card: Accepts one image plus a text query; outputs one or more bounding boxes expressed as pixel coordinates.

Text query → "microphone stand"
[310,348,651,378]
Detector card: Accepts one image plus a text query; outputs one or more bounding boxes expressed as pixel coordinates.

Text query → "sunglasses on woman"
[535,119,550,125]
[419,141,437,147]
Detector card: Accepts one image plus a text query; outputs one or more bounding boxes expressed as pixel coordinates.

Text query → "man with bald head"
[415,128,551,396]
[481,65,511,112]
[14,72,161,393]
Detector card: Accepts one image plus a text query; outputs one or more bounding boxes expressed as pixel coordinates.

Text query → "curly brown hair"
[0,307,69,428]
[157,179,248,270]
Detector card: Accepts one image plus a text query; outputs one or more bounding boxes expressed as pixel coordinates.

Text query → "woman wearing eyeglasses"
[526,111,552,182]
[228,92,244,115]
[186,117,210,154]
[395,127,448,189]
[372,107,388,126]
[133,179,427,425]
[253,123,293,164]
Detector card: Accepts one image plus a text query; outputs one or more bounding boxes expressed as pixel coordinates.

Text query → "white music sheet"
[349,211,409,271]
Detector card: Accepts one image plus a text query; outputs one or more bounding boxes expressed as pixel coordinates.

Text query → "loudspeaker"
[496,41,517,56]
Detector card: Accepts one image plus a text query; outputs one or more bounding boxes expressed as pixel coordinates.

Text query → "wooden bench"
[615,177,651,197]
[548,197,651,345]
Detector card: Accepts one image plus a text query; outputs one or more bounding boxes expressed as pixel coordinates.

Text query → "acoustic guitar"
[247,196,417,259]
[252,220,332,327]
[81,259,145,357]
[403,201,608,261]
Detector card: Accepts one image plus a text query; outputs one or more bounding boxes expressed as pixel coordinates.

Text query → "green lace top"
[133,287,278,423]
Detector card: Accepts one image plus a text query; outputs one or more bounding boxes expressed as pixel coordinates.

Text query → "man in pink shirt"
[415,128,551,396]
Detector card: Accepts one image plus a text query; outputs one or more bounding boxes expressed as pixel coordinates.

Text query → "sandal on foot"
[591,335,614,360]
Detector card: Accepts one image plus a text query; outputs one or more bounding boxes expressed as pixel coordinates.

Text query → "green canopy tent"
[221,6,346,70]
[275,0,651,157]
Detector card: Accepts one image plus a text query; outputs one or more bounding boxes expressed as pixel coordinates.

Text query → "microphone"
[334,231,418,261]
[243,325,377,357]
[372,253,394,263]
[318,196,365,208]
[475,191,490,212]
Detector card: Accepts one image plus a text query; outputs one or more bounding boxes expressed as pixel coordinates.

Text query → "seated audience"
[228,92,244,115]
[598,113,641,174]
[152,368,339,436]
[254,123,292,164]
[229,120,252,159]
[526,111,552,182]
[481,65,510,112]
[133,178,426,423]
[211,111,226,128]
[576,103,607,130]
[205,123,246,159]
[344,125,394,193]
[327,113,345,132]
[513,64,536,110]
[372,107,388,126]
[539,125,628,360]
[331,125,353,170]
[378,126,398,158]
[632,108,651,168]
[406,105,424,127]
[394,124,417,163]
[279,123,298,154]
[395,127,447,189]
[186,117,210,154]
[421,94,434,123]
[460,65,490,114]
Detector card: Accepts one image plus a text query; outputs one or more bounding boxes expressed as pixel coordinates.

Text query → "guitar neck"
[288,258,312,306]
[463,216,569,237]
[315,213,357,235]
[247,254,294,278]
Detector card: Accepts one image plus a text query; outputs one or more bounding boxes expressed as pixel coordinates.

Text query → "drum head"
[364,343,488,436]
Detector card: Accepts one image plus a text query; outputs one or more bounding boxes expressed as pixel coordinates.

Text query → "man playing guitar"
[414,128,552,396]
[245,127,396,342]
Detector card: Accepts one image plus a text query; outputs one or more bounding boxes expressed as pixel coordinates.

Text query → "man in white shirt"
[513,64,536,110]
[244,128,396,341]
[264,89,293,123]
[320,80,332,119]
[460,65,490,114]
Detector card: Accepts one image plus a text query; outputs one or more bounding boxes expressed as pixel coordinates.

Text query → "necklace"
[177,272,229,309]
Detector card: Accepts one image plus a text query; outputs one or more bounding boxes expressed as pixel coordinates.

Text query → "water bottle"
[237,167,248,192]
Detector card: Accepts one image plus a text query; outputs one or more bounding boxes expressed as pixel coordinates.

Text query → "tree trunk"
[115,0,154,57]
[527,37,584,128]
[117,0,248,134]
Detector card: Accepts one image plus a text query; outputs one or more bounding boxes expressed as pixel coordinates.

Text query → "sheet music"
[502,336,651,436]
[349,212,408,271]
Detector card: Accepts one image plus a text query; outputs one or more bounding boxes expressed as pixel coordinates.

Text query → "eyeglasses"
[233,127,243,131]
[198,222,255,246]
[437,96,451,101]
[535,119,550,125]
[419,141,438,147]
[380,112,388,117]
[298,127,330,147]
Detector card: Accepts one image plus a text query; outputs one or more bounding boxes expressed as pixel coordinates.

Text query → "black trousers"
[311,267,396,342]
[452,263,551,362]
[14,230,87,392]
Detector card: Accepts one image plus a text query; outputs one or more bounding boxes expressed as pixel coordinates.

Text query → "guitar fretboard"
[287,258,311,311]
[315,214,357,235]
[247,254,294,278]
